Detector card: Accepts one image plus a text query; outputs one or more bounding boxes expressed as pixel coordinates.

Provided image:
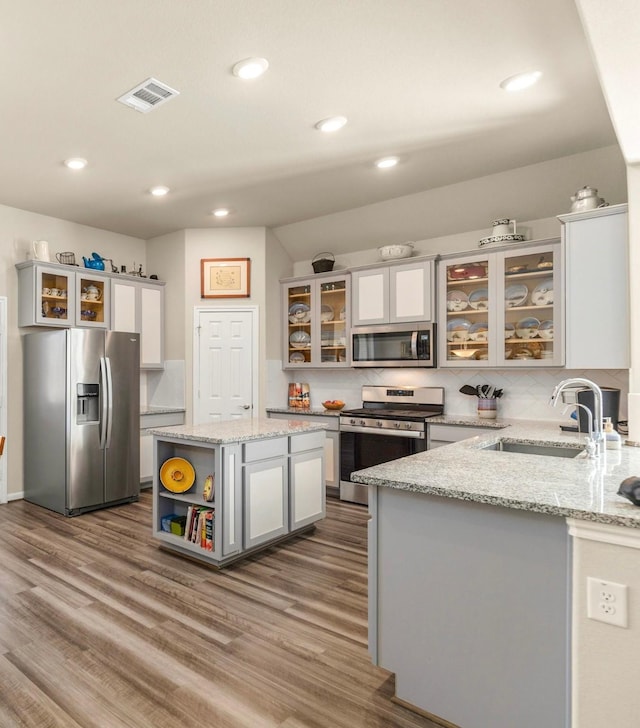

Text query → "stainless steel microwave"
[351,322,436,367]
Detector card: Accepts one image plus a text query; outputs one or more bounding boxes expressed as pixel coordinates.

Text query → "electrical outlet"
[587,577,628,627]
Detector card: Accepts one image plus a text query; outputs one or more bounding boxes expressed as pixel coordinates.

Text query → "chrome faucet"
[550,377,604,458]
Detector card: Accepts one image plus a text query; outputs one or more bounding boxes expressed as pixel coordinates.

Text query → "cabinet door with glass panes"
[33,264,76,327]
[438,253,497,367]
[282,273,350,368]
[75,272,109,328]
[496,241,563,366]
[284,280,313,366]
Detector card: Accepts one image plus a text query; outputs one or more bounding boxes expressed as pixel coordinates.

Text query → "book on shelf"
[205,510,214,551]
[184,505,194,541]
[181,505,215,549]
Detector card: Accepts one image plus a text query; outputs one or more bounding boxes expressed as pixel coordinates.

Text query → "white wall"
[0,203,145,498]
[265,230,293,409]
[183,228,268,422]
[146,229,186,362]
[625,166,640,441]
[292,215,563,278]
[275,145,627,260]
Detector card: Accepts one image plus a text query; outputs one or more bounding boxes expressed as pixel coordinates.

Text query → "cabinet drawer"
[243,437,288,463]
[289,430,326,453]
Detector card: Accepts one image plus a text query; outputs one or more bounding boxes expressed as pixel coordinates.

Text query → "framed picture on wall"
[200,258,251,298]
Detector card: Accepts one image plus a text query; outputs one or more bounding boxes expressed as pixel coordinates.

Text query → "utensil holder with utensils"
[477,397,497,419]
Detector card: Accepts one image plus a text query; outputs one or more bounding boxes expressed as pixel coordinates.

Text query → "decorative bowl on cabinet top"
[378,242,414,260]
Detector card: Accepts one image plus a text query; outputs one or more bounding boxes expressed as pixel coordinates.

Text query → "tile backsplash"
[141,360,186,408]
[270,365,629,424]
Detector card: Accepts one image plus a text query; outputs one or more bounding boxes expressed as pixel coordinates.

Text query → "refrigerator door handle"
[99,356,108,449]
[105,356,114,449]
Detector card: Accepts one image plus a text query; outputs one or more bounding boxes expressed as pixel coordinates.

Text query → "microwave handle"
[411,331,418,359]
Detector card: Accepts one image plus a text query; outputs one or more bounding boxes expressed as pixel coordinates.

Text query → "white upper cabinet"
[351,258,435,326]
[559,204,629,369]
[111,279,165,369]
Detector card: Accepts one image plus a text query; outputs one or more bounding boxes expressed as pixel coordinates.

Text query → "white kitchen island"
[150,419,326,567]
[353,423,640,728]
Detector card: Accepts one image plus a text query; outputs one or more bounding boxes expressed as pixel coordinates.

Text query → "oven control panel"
[340,416,426,433]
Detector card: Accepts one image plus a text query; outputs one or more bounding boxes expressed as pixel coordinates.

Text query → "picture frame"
[200,258,251,298]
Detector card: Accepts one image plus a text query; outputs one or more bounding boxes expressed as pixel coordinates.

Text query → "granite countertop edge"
[266,407,341,417]
[141,406,186,416]
[352,421,640,529]
[148,417,328,444]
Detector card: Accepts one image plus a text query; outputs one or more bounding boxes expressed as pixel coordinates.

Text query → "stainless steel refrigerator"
[23,329,140,516]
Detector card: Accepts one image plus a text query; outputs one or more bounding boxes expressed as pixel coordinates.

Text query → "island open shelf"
[150,419,327,567]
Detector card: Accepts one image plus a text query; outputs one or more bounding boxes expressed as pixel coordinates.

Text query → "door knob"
[242,404,251,410]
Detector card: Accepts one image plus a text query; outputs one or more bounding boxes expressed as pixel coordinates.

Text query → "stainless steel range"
[339,385,444,504]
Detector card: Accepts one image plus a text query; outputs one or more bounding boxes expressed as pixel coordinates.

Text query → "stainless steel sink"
[480,440,585,458]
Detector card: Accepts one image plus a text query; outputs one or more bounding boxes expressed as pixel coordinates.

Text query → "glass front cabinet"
[17,261,110,328]
[282,272,350,368]
[438,240,563,367]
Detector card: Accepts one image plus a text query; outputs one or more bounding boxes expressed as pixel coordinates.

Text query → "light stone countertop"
[428,414,511,428]
[266,407,341,417]
[149,417,328,444]
[141,406,186,416]
[351,421,640,528]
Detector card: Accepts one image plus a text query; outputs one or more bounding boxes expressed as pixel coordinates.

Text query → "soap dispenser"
[603,417,622,450]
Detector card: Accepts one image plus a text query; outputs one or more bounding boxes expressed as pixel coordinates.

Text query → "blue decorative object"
[82,252,105,270]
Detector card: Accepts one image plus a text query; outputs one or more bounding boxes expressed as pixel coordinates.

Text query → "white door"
[194,307,257,423]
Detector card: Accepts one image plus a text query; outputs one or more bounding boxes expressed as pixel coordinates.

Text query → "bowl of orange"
[322,400,345,411]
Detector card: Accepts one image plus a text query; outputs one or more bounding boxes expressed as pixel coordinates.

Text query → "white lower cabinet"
[289,432,326,529]
[324,431,339,490]
[267,410,339,496]
[153,429,325,567]
[290,451,324,529]
[243,453,289,549]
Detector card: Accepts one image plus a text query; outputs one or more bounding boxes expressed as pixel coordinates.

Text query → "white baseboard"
[7,491,24,502]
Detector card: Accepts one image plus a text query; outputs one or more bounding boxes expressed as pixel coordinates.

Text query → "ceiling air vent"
[117,77,180,113]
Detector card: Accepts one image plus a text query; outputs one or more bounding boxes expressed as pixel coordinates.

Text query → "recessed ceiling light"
[375,156,399,169]
[315,116,348,133]
[64,157,87,170]
[232,57,269,80]
[150,185,170,196]
[499,71,542,92]
[212,208,230,217]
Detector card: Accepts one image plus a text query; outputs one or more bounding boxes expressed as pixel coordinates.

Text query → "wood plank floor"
[0,494,440,728]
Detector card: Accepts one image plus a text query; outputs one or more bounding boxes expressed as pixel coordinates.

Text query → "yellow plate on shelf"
[160,457,195,493]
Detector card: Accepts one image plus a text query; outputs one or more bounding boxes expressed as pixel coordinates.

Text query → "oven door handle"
[339,423,425,439]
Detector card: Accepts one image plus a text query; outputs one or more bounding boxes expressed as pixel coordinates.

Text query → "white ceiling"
[0,0,619,254]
